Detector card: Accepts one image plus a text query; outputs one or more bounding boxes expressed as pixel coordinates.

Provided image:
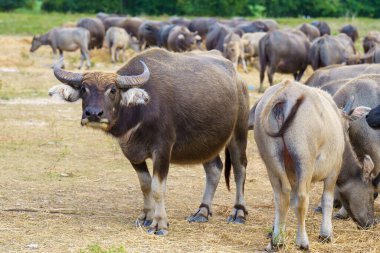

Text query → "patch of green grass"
[80,244,127,253]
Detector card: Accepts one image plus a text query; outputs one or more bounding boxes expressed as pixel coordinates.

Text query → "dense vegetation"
[1,0,380,18]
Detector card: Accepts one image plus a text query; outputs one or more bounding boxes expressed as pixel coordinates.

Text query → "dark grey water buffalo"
[77,17,105,50]
[298,23,320,42]
[169,17,191,27]
[167,26,201,52]
[367,105,380,129]
[188,17,217,39]
[120,17,145,39]
[311,21,331,36]
[363,31,380,53]
[48,48,249,236]
[206,23,233,51]
[339,24,359,43]
[157,24,175,48]
[306,64,380,87]
[259,19,279,31]
[309,34,357,70]
[138,21,167,49]
[258,29,310,92]
[30,27,91,69]
[237,21,269,33]
[251,80,376,250]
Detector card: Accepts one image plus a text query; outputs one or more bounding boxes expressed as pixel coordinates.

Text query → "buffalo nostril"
[85,109,91,116]
[97,110,103,117]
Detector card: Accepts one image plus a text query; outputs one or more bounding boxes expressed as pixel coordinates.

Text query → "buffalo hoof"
[333,213,349,220]
[147,227,168,236]
[314,206,323,213]
[187,213,208,223]
[135,218,153,227]
[265,242,284,252]
[298,245,309,252]
[227,215,246,224]
[318,234,332,243]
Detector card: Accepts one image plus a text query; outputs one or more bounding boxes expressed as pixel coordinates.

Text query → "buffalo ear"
[48,84,81,102]
[362,155,375,184]
[121,88,150,107]
[349,106,371,121]
[177,34,185,40]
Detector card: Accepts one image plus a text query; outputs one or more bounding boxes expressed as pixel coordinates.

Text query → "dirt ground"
[0,36,379,253]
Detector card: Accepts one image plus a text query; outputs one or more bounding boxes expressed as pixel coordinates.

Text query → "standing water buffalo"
[223,32,248,73]
[363,31,380,53]
[309,34,357,70]
[188,17,217,39]
[48,48,250,235]
[258,29,310,92]
[105,27,137,63]
[30,27,91,69]
[242,32,266,60]
[361,46,380,64]
[77,17,105,50]
[311,21,331,36]
[138,21,167,50]
[339,24,359,43]
[167,25,201,52]
[298,23,320,42]
[250,80,376,250]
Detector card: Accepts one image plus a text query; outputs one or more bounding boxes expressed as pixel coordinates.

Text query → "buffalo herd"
[39,12,380,251]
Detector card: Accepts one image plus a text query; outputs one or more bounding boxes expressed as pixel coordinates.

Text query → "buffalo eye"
[110,86,117,94]
[80,86,86,94]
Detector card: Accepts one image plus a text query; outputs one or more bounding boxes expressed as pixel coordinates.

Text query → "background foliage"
[1,0,380,18]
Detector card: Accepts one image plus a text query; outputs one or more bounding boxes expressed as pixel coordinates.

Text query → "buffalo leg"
[259,66,266,93]
[267,65,276,87]
[132,162,154,227]
[296,67,307,81]
[79,50,84,70]
[187,156,223,223]
[111,46,116,63]
[147,150,170,236]
[319,175,337,242]
[241,57,248,73]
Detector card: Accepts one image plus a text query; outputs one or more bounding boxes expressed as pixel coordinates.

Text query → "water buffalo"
[48,48,250,235]
[105,27,137,63]
[77,17,105,50]
[119,17,145,39]
[309,34,357,70]
[259,19,279,31]
[205,23,232,51]
[367,104,380,129]
[223,32,247,72]
[169,17,191,27]
[167,26,201,52]
[138,21,167,50]
[250,80,376,250]
[363,31,380,53]
[298,23,320,42]
[102,17,127,31]
[306,64,380,87]
[188,17,217,39]
[242,32,266,64]
[236,21,269,33]
[258,29,310,92]
[361,46,380,63]
[339,24,359,43]
[311,21,331,36]
[30,27,91,69]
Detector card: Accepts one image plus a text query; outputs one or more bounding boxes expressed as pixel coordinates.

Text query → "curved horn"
[53,58,83,88]
[116,60,150,88]
[343,95,355,114]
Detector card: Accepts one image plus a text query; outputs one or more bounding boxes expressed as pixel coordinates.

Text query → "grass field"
[0,12,379,253]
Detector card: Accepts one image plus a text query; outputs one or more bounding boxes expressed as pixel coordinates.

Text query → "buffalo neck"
[336,138,362,187]
[109,105,142,138]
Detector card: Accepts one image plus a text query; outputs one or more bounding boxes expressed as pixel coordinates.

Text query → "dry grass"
[0,35,379,253]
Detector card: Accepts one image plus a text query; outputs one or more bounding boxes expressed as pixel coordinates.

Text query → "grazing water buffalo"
[306,64,380,87]
[311,21,331,36]
[298,23,320,42]
[250,80,376,250]
[223,32,247,72]
[309,34,357,70]
[48,48,250,235]
[138,21,167,49]
[77,17,105,49]
[367,105,380,129]
[30,27,91,69]
[363,31,380,53]
[105,27,137,63]
[258,29,310,92]
[339,24,359,43]
[167,26,201,52]
[188,17,217,39]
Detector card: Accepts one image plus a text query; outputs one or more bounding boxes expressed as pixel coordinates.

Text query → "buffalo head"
[49,58,150,131]
[30,35,43,52]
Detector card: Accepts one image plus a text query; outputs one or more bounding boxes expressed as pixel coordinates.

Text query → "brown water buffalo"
[309,34,357,70]
[223,32,247,72]
[242,32,266,64]
[306,64,380,87]
[48,48,250,236]
[102,17,127,31]
[167,25,201,52]
[205,23,233,51]
[311,21,331,35]
[259,19,279,31]
[363,31,380,53]
[339,24,359,43]
[298,23,320,42]
[258,29,310,92]
[250,80,376,250]
[169,17,191,27]
[119,17,144,39]
[77,17,105,50]
[138,21,167,49]
[237,21,269,33]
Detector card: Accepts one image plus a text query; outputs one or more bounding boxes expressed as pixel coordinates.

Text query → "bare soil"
[0,36,379,253]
